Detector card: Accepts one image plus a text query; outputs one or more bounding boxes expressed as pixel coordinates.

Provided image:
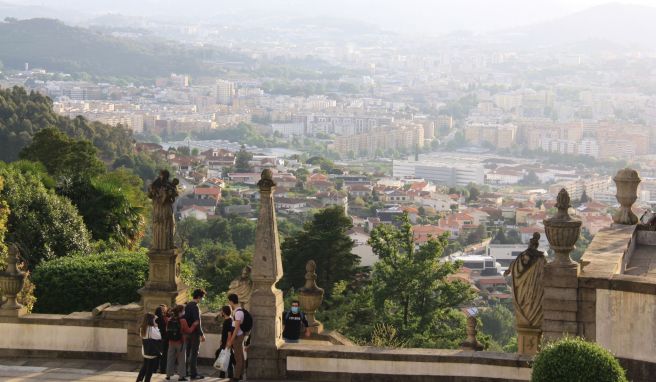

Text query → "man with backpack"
[226,293,252,382]
[165,305,198,381]
[282,300,311,343]
[185,289,206,380]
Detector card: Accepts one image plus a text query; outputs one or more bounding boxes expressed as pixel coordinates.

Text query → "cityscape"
[0,1,655,381]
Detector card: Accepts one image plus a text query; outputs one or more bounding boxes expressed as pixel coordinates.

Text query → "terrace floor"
[0,358,294,382]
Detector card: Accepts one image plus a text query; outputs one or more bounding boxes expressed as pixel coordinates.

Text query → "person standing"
[282,300,311,343]
[166,305,198,381]
[215,305,235,379]
[136,313,161,382]
[155,304,169,374]
[227,293,248,382]
[185,289,206,380]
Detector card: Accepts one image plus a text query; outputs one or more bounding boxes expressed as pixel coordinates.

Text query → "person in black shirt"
[185,289,206,380]
[282,300,310,343]
[215,305,235,378]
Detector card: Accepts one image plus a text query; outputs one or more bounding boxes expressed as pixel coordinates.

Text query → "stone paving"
[0,358,229,382]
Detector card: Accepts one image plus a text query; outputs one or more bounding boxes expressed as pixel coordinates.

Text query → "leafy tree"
[580,190,590,204]
[280,206,359,292]
[492,227,507,244]
[479,305,516,347]
[0,162,91,269]
[20,128,105,180]
[467,183,480,202]
[464,223,487,245]
[519,170,541,185]
[0,175,8,264]
[506,229,522,244]
[368,213,474,342]
[235,145,253,173]
[184,241,252,297]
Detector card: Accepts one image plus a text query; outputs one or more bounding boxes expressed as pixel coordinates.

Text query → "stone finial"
[0,244,26,311]
[544,189,582,265]
[613,168,641,225]
[460,315,483,351]
[257,169,276,191]
[299,260,325,332]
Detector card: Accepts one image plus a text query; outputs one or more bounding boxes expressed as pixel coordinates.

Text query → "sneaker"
[190,376,205,380]
[178,378,188,382]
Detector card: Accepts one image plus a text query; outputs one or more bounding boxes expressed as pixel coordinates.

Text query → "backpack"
[167,318,182,341]
[236,308,253,333]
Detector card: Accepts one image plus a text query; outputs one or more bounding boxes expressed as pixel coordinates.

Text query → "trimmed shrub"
[532,337,627,382]
[32,249,148,314]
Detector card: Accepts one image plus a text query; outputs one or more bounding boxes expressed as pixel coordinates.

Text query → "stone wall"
[280,344,532,382]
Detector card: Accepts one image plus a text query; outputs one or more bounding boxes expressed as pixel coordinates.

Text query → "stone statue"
[228,265,253,310]
[148,170,179,251]
[505,232,546,329]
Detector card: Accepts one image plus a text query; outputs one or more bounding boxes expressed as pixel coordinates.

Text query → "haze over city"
[0,1,655,381]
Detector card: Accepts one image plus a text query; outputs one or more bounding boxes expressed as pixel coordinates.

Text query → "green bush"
[32,249,148,314]
[532,337,627,382]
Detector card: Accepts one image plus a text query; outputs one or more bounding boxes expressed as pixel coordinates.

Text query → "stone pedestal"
[542,263,579,342]
[542,189,581,343]
[138,248,188,313]
[0,244,27,318]
[517,326,541,355]
[247,170,285,380]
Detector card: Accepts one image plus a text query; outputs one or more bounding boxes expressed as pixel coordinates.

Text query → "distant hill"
[495,3,656,50]
[0,18,247,78]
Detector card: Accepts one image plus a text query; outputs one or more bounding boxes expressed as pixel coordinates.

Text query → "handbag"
[142,328,162,357]
[214,348,231,371]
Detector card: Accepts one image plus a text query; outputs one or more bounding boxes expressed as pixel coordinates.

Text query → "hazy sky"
[4,0,656,35]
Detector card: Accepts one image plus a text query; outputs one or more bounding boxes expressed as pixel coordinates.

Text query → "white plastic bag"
[214,348,231,371]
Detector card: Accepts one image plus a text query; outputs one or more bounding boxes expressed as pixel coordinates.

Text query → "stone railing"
[279,344,532,382]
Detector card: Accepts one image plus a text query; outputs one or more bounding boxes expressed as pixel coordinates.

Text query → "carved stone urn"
[0,244,26,311]
[544,189,581,265]
[613,168,641,225]
[298,260,324,333]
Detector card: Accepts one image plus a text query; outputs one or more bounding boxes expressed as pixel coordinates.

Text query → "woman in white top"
[136,312,162,382]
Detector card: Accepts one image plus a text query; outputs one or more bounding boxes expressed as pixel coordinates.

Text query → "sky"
[3,0,656,35]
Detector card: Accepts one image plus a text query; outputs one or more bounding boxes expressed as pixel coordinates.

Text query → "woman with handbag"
[137,312,162,382]
[155,304,169,374]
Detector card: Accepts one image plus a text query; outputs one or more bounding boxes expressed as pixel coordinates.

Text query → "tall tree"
[368,213,473,338]
[0,175,9,263]
[0,162,91,269]
[235,145,253,173]
[280,206,359,292]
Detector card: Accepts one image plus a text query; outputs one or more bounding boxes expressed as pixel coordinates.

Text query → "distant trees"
[0,175,9,263]
[519,170,541,185]
[492,227,522,245]
[235,145,253,173]
[479,305,516,351]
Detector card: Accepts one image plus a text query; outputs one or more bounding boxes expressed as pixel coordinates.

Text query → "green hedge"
[32,249,148,314]
[532,337,627,382]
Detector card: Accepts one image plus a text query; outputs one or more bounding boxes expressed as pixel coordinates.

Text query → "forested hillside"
[0,86,133,162]
[0,18,246,78]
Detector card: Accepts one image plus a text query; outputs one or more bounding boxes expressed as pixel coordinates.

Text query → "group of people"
[137,289,312,382]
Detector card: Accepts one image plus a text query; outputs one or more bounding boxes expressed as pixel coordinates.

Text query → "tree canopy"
[280,206,359,293]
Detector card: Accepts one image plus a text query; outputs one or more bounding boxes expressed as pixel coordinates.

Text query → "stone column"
[0,244,27,317]
[613,168,641,225]
[542,189,581,342]
[298,260,325,334]
[247,169,285,380]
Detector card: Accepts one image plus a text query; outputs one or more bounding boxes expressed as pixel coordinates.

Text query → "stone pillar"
[542,189,581,342]
[613,168,641,225]
[247,169,285,380]
[138,248,187,313]
[0,244,27,317]
[298,260,325,334]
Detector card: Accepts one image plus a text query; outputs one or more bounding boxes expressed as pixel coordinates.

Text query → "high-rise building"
[216,80,235,105]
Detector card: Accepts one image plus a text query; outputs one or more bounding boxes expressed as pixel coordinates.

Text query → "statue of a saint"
[148,170,179,251]
[228,265,253,309]
[504,232,547,328]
